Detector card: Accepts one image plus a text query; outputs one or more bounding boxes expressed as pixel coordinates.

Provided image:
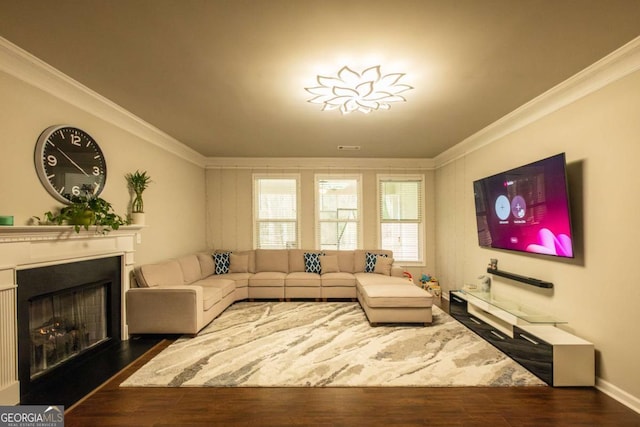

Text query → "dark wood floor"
[65,299,640,426]
[22,335,161,407]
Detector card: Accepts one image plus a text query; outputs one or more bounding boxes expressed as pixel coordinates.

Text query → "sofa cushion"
[133,266,150,288]
[365,252,388,273]
[230,253,249,273]
[218,249,256,273]
[354,250,393,273]
[134,260,184,288]
[286,272,321,287]
[214,252,231,274]
[197,252,215,278]
[213,272,252,287]
[355,272,408,287]
[323,250,355,273]
[201,286,223,311]
[237,250,256,273]
[287,249,306,272]
[255,249,289,273]
[321,272,356,287]
[196,277,236,299]
[359,283,433,308]
[177,255,202,285]
[303,252,323,273]
[249,271,287,287]
[373,256,394,276]
[320,255,340,273]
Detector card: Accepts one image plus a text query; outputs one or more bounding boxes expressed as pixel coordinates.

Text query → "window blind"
[379,177,424,262]
[316,177,361,250]
[254,177,298,249]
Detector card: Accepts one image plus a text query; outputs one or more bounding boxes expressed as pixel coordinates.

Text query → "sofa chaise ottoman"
[356,280,433,325]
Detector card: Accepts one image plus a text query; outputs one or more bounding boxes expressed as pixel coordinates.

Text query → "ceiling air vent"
[337,145,361,151]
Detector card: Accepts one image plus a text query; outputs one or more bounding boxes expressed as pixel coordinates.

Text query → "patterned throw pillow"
[365,252,388,273]
[304,252,323,273]
[214,252,231,275]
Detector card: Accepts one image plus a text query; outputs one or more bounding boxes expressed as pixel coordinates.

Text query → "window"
[253,175,299,249]
[378,175,424,263]
[316,175,361,250]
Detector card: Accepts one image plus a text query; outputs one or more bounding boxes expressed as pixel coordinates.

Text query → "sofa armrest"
[126,286,204,335]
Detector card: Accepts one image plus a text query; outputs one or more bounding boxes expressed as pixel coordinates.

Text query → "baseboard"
[596,377,640,414]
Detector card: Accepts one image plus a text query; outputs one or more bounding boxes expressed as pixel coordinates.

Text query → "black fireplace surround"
[16,256,122,404]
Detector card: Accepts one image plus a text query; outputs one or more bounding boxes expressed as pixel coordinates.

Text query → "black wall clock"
[34,125,107,204]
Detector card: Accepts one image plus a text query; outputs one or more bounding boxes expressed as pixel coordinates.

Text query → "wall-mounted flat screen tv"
[473,153,574,258]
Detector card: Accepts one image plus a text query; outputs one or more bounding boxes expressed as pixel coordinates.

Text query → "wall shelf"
[487,268,553,289]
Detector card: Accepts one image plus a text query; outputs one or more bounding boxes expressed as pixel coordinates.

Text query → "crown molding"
[0,37,206,168]
[204,157,435,170]
[434,36,640,168]
[5,32,638,172]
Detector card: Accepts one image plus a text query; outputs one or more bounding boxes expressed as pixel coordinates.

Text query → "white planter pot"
[131,212,145,225]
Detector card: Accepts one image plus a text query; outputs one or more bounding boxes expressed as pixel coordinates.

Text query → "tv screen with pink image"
[473,153,574,258]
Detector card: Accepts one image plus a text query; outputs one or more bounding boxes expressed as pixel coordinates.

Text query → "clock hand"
[55,146,90,177]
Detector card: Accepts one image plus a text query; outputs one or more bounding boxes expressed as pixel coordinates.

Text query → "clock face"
[34,125,107,204]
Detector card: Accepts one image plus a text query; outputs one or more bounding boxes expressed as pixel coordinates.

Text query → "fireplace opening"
[17,256,121,404]
[29,281,109,380]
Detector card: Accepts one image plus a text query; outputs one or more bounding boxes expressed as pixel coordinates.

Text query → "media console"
[449,290,594,386]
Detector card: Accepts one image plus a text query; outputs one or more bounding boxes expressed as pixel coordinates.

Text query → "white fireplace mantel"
[0,225,143,405]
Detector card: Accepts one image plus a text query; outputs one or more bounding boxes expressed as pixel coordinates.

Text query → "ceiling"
[1,1,640,159]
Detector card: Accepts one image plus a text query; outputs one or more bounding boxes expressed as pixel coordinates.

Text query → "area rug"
[121,302,545,388]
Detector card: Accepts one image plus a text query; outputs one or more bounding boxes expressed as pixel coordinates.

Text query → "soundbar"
[486,268,553,289]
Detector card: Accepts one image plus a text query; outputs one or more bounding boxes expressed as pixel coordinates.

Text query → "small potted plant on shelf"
[125,170,152,225]
[35,195,127,234]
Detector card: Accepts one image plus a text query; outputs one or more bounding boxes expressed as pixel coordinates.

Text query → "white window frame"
[377,174,425,265]
[315,174,363,250]
[253,174,300,249]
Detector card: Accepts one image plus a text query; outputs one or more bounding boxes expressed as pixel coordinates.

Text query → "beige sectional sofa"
[126,249,433,335]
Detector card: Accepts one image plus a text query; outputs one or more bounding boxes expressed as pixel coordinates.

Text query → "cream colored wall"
[435,70,640,402]
[205,167,436,276]
[0,70,206,264]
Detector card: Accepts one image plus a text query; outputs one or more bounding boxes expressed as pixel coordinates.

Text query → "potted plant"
[125,170,152,225]
[36,195,127,233]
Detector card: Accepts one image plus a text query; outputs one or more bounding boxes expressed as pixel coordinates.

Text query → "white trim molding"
[4,33,640,172]
[205,157,435,170]
[434,35,640,168]
[0,36,206,168]
[597,377,640,414]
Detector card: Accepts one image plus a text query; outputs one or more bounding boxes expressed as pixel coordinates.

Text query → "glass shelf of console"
[459,289,567,325]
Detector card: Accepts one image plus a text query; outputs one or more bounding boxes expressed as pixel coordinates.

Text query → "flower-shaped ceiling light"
[305,65,413,114]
